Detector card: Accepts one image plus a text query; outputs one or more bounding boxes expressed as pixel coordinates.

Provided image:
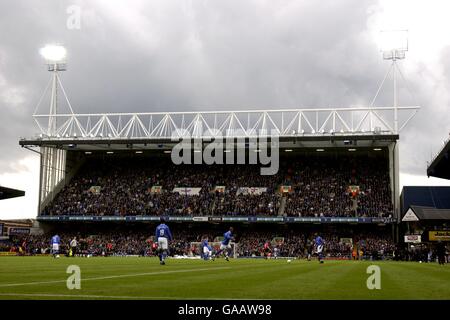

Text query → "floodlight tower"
[39,44,67,137]
[379,30,408,133]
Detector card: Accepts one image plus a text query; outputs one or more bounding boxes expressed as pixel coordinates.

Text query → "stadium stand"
[1,224,396,260]
[400,138,450,261]
[40,153,393,218]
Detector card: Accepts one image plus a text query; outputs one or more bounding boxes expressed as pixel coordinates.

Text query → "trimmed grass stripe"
[0,257,449,300]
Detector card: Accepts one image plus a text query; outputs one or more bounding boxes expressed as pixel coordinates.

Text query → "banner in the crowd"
[280,185,292,193]
[0,223,3,236]
[8,227,30,235]
[236,187,267,195]
[340,238,353,245]
[428,231,450,241]
[88,186,101,194]
[193,216,208,222]
[214,186,226,193]
[272,237,285,245]
[172,187,201,195]
[404,235,422,243]
[37,215,395,224]
[348,185,360,197]
[150,186,162,194]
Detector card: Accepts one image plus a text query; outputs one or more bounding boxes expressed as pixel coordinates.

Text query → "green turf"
[0,257,449,300]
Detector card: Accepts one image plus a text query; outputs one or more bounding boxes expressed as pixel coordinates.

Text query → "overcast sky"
[1,0,450,219]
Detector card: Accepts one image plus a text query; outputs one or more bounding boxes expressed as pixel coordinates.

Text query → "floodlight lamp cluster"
[40,44,67,71]
[379,30,408,60]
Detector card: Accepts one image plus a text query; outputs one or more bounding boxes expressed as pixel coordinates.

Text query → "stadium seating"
[3,226,396,259]
[41,154,393,218]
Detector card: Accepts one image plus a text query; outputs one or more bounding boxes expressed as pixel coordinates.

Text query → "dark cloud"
[0,0,449,178]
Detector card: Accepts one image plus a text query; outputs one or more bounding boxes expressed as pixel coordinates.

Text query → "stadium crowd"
[41,154,393,218]
[283,157,392,217]
[1,228,397,260]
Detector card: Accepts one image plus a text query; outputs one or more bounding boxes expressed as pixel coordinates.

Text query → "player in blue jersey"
[51,234,61,258]
[155,217,172,265]
[201,237,212,261]
[314,233,324,264]
[212,227,234,261]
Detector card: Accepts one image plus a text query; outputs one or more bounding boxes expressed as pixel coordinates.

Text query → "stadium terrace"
[19,108,403,224]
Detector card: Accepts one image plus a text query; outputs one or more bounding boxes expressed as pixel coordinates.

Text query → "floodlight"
[379,30,408,60]
[40,44,67,71]
[40,45,67,62]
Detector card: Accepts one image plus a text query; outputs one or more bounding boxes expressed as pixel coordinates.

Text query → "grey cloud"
[0,0,448,179]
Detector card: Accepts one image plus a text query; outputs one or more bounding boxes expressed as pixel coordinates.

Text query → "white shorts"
[158,237,168,250]
[220,243,231,250]
[317,245,323,254]
[52,244,59,251]
[203,247,211,254]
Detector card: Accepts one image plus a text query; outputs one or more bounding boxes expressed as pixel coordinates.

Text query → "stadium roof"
[0,186,25,200]
[20,133,399,151]
[402,205,450,221]
[427,135,450,180]
[20,107,417,148]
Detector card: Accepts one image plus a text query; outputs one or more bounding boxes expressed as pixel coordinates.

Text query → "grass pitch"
[0,257,449,300]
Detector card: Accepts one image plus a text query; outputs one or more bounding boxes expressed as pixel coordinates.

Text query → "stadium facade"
[398,137,450,245]
[19,106,421,243]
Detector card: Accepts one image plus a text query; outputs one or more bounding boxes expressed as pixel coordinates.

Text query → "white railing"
[32,106,420,140]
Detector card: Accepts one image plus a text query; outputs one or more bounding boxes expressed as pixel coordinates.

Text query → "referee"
[70,237,78,257]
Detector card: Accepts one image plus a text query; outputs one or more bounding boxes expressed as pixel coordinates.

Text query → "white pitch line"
[0,267,231,288]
